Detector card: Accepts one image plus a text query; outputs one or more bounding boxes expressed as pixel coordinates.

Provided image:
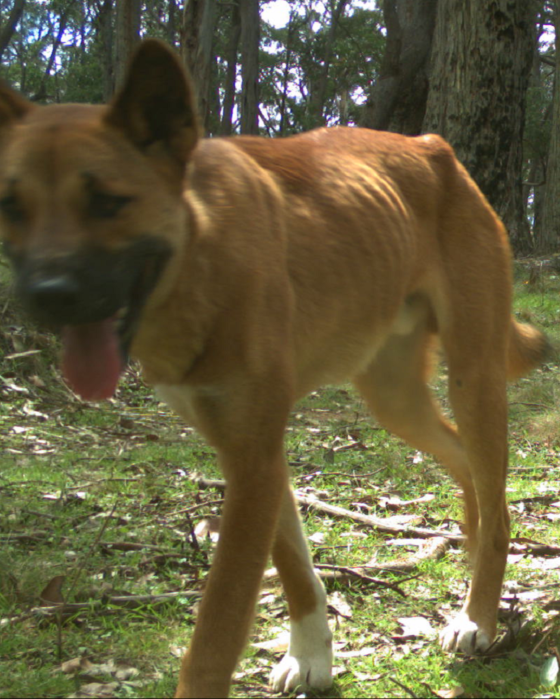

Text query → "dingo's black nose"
[26,274,80,318]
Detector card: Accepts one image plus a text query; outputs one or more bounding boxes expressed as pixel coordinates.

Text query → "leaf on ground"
[395,616,436,640]
[379,493,435,510]
[416,536,449,560]
[309,531,326,544]
[234,662,274,682]
[337,646,380,659]
[100,541,152,552]
[540,656,559,688]
[66,658,141,683]
[114,666,140,681]
[528,557,560,570]
[518,589,548,601]
[170,645,186,659]
[40,575,66,605]
[328,591,353,618]
[432,686,465,699]
[194,517,220,542]
[341,531,368,539]
[69,682,119,698]
[253,629,290,653]
[60,657,93,674]
[81,659,118,677]
[379,513,423,527]
[386,538,425,547]
[259,592,278,606]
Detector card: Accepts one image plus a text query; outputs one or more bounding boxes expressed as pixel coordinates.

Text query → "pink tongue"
[62,320,123,401]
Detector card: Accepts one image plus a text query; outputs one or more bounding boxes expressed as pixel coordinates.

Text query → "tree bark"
[182,0,218,133]
[362,0,437,135]
[538,3,560,253]
[168,0,178,46]
[220,0,241,135]
[0,0,25,63]
[308,0,349,127]
[239,0,260,134]
[32,0,75,101]
[525,12,550,247]
[424,0,538,252]
[96,0,115,101]
[115,0,141,89]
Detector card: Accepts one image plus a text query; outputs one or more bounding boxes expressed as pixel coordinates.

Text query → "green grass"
[1,266,560,698]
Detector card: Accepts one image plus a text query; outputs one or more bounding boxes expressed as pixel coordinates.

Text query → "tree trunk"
[308,0,349,127]
[525,12,549,247]
[362,0,437,135]
[239,0,260,135]
[279,11,297,135]
[168,0,178,46]
[538,3,560,253]
[33,0,75,101]
[220,0,241,135]
[0,0,25,62]
[182,0,218,133]
[115,0,141,89]
[96,0,115,101]
[424,0,538,252]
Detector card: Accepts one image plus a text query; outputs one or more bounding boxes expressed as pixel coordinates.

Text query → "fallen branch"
[192,476,560,557]
[100,541,163,552]
[296,495,464,543]
[170,499,224,517]
[192,475,464,543]
[364,537,450,573]
[1,591,201,628]
[35,591,201,615]
[313,563,406,596]
[510,540,560,557]
[192,476,227,491]
[0,531,49,543]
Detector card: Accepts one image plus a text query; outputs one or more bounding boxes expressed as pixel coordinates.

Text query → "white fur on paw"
[440,613,491,654]
[271,651,332,693]
[270,603,333,692]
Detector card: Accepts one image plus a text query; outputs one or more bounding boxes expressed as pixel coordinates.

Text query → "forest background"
[2,0,560,256]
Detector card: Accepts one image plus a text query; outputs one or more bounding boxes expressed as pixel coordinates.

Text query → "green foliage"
[260,2,384,133]
[0,0,384,132]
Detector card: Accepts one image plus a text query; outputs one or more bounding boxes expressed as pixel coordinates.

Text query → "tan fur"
[0,41,548,698]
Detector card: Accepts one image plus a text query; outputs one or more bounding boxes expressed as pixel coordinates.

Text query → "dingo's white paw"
[270,650,332,693]
[440,613,492,654]
[270,607,333,692]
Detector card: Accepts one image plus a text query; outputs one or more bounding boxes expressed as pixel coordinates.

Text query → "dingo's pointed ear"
[0,81,33,130]
[105,39,199,169]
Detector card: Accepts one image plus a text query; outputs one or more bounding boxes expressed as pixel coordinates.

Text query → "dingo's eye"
[89,191,133,219]
[0,194,24,223]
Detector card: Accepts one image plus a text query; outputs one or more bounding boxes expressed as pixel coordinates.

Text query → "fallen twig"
[191,475,560,558]
[314,563,406,596]
[389,678,418,698]
[170,499,224,517]
[100,541,164,552]
[66,502,117,597]
[0,531,49,543]
[1,591,201,629]
[510,540,560,556]
[192,476,226,491]
[35,591,201,616]
[191,475,464,543]
[296,495,464,543]
[365,537,450,573]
